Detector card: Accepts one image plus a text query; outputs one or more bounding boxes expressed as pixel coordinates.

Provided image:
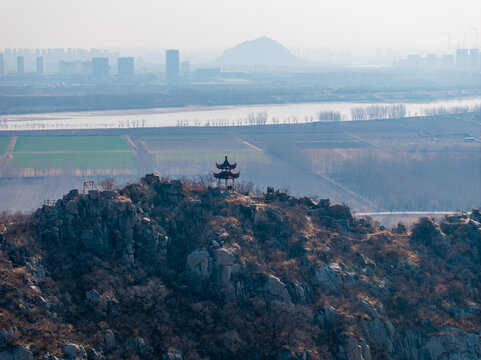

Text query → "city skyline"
[1,0,481,54]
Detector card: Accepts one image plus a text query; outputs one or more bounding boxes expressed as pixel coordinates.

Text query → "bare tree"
[195,173,216,188]
[99,178,116,191]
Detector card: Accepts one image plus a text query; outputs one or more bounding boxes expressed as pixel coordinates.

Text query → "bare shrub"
[99,178,116,191]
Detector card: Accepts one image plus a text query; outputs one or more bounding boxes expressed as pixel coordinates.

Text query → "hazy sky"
[1,0,480,53]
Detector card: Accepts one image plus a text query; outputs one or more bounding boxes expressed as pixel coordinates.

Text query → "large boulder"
[103,330,116,351]
[420,328,481,360]
[86,290,108,312]
[315,262,355,293]
[326,204,353,221]
[61,344,86,359]
[162,351,185,360]
[186,250,211,278]
[124,337,152,357]
[411,217,448,251]
[65,201,79,215]
[213,247,234,266]
[317,306,340,330]
[358,299,394,354]
[263,275,291,302]
[470,208,481,222]
[0,329,18,349]
[316,262,342,292]
[337,334,372,360]
[85,290,118,317]
[0,346,33,360]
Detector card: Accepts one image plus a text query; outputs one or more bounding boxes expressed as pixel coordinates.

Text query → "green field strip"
[153,151,268,163]
[9,152,138,169]
[0,137,10,156]
[14,136,131,153]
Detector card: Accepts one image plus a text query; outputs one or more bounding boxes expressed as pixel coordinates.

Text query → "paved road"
[354,211,457,216]
[0,136,17,174]
[122,135,157,174]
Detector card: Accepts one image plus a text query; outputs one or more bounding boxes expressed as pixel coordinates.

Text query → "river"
[1,97,480,131]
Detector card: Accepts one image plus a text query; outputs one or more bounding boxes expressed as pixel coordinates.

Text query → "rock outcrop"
[0,174,480,360]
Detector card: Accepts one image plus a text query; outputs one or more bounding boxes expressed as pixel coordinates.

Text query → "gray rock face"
[420,328,481,360]
[317,306,339,330]
[392,223,407,234]
[86,348,104,360]
[186,250,211,278]
[337,334,371,360]
[316,262,342,292]
[61,343,86,359]
[101,191,115,199]
[411,217,448,251]
[66,201,78,215]
[213,247,234,266]
[263,275,291,302]
[162,350,185,360]
[86,290,108,312]
[80,229,101,251]
[218,265,232,284]
[88,190,100,200]
[213,247,235,285]
[0,329,18,349]
[25,258,45,279]
[124,337,152,357]
[85,290,118,317]
[357,309,481,360]
[35,185,168,264]
[388,327,481,360]
[0,346,33,360]
[290,282,307,303]
[470,208,481,222]
[316,262,355,293]
[63,189,79,201]
[103,330,116,351]
[358,299,395,354]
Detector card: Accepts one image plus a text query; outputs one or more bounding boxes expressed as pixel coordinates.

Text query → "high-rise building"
[180,60,191,74]
[118,57,134,76]
[166,49,179,83]
[36,56,44,76]
[469,49,479,71]
[406,55,421,70]
[17,56,24,75]
[425,54,437,70]
[92,57,109,77]
[441,55,455,70]
[0,53,4,76]
[456,49,469,71]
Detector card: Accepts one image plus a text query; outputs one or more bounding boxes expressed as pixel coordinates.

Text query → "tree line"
[350,104,407,121]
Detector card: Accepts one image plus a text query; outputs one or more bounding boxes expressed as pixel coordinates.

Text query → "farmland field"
[153,151,268,163]
[8,152,137,169]
[0,113,479,213]
[138,135,255,153]
[0,137,10,156]
[13,136,131,153]
[6,135,138,172]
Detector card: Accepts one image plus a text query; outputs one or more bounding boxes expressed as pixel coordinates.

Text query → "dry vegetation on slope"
[0,174,480,360]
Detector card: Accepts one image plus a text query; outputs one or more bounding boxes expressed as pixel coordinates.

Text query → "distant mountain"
[216,36,306,67]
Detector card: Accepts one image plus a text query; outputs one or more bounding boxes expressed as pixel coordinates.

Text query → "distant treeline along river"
[1,97,480,131]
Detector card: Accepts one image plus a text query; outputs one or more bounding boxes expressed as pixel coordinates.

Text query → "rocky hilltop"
[0,174,480,360]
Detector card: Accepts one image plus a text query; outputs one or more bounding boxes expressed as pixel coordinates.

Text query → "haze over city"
[2,0,481,56]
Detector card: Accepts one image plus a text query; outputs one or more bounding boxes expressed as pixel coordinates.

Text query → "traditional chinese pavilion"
[213,156,240,190]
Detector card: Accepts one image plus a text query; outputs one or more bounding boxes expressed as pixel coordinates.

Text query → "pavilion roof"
[216,156,237,170]
[213,170,240,179]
